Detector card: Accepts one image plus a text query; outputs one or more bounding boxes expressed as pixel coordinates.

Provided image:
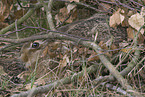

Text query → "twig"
[15,19,19,39]
[0,24,144,97]
[11,65,99,97]
[0,3,43,35]
[56,0,110,13]
[1,0,143,96]
[100,82,132,96]
[120,25,144,76]
[129,0,145,7]
[38,0,56,30]
[6,31,141,96]
[115,0,135,10]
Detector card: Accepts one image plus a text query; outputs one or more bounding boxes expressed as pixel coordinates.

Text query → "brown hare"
[19,40,66,83]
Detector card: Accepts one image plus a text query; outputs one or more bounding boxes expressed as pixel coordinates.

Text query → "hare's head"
[20,40,47,68]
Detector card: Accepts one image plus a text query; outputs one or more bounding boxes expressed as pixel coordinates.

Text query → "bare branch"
[0,3,43,35]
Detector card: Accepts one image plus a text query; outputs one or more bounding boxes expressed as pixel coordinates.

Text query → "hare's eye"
[32,42,40,48]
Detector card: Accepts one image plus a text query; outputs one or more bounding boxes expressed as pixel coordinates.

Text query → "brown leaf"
[12,9,27,20]
[121,48,133,53]
[59,7,72,23]
[0,0,13,29]
[127,27,145,43]
[59,54,69,68]
[67,3,77,13]
[0,15,5,22]
[56,6,77,24]
[0,0,13,20]
[141,7,145,17]
[0,22,9,29]
[128,13,144,34]
[88,41,118,62]
[98,41,112,57]
[109,8,125,28]
[88,51,99,62]
[98,3,111,11]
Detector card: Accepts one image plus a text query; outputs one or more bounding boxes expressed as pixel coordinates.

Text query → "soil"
[0,51,25,96]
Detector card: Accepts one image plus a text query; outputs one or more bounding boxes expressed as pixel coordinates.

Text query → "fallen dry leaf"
[12,9,27,20]
[59,54,69,68]
[128,13,144,34]
[99,3,111,11]
[56,7,72,23]
[121,47,133,53]
[55,3,77,24]
[127,27,136,39]
[0,0,13,29]
[0,0,13,20]
[0,22,9,29]
[0,15,5,22]
[109,8,125,28]
[141,7,145,16]
[88,51,99,62]
[67,3,77,13]
[88,41,118,62]
[127,27,144,43]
